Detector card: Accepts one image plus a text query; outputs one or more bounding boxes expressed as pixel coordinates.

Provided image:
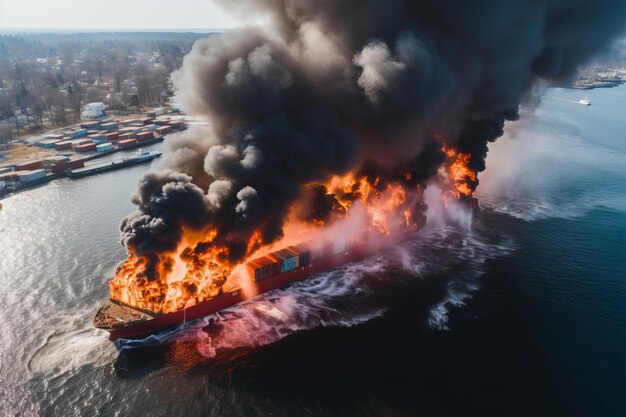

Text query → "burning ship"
[93,144,477,341]
[91,0,620,342]
[94,220,424,341]
[94,170,432,341]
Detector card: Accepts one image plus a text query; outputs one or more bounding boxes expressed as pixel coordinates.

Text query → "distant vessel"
[66,150,161,179]
[578,94,591,106]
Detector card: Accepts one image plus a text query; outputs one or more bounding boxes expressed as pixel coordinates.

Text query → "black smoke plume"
[121,0,626,258]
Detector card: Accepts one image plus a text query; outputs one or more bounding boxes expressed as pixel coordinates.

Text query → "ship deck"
[93,299,157,329]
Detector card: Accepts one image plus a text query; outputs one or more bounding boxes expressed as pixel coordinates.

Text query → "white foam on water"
[26,309,116,377]
[174,258,388,358]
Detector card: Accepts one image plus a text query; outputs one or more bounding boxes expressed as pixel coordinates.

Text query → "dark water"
[1,86,625,417]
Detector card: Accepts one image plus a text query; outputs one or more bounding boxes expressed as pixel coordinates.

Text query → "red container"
[15,160,44,171]
[74,143,97,153]
[52,159,85,173]
[118,139,137,148]
[71,139,91,150]
[136,131,154,141]
[156,126,172,135]
[105,132,120,141]
[118,133,136,140]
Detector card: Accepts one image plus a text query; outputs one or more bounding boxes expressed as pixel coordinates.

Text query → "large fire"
[322,172,424,235]
[442,145,477,198]
[108,171,426,314]
[110,233,236,314]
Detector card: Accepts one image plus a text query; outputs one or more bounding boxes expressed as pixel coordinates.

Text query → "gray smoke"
[121,0,625,260]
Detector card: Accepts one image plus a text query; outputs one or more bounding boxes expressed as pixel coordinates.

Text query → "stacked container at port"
[68,129,88,139]
[168,120,184,130]
[156,126,172,135]
[136,131,154,141]
[105,132,120,141]
[80,121,101,130]
[42,155,69,168]
[0,171,17,182]
[71,140,92,150]
[118,139,137,148]
[74,143,97,153]
[15,160,44,171]
[0,171,29,182]
[54,140,74,151]
[17,169,46,183]
[118,133,136,141]
[145,124,158,131]
[38,139,63,148]
[96,143,114,152]
[51,158,84,173]
[100,122,118,131]
[89,134,108,144]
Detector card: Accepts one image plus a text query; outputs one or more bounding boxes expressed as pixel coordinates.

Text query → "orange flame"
[108,172,426,314]
[442,145,477,198]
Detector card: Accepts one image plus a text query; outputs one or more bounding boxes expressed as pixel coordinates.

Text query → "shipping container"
[118,133,136,141]
[90,134,108,143]
[68,129,89,139]
[51,155,70,163]
[119,126,142,134]
[274,248,299,272]
[52,159,84,173]
[74,143,97,153]
[118,139,137,148]
[17,169,46,183]
[168,120,184,129]
[54,140,74,151]
[80,121,101,129]
[38,139,62,148]
[96,143,114,152]
[0,172,15,181]
[105,132,120,141]
[293,242,312,266]
[247,255,280,282]
[0,166,11,175]
[100,122,119,131]
[136,131,154,141]
[156,125,172,135]
[72,140,92,150]
[145,124,158,131]
[15,160,44,171]
[0,171,29,182]
[154,107,165,116]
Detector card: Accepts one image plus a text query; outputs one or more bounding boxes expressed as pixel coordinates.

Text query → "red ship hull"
[99,238,392,341]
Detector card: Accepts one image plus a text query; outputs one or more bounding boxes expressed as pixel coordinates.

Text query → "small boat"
[578,94,591,106]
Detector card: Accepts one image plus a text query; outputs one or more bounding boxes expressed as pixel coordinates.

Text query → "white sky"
[0,0,239,30]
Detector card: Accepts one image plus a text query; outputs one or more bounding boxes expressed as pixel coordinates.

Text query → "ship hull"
[66,154,161,178]
[100,239,384,341]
